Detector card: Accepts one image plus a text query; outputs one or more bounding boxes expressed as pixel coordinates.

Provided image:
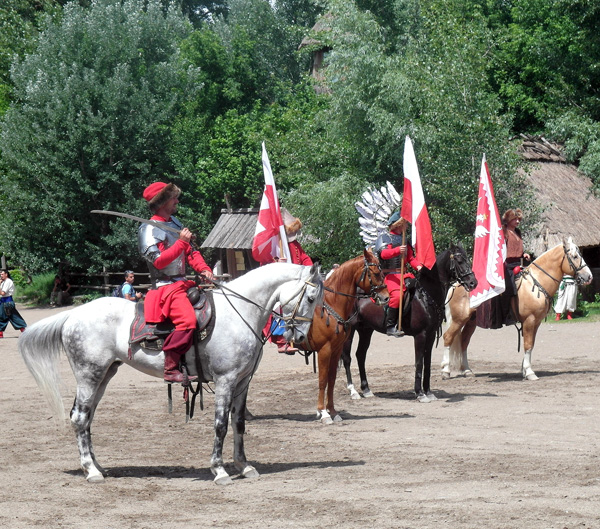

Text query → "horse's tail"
[18,311,71,423]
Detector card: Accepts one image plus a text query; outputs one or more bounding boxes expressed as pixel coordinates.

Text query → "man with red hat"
[139,182,215,383]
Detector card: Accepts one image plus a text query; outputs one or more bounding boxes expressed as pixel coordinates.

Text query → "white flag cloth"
[251,142,291,263]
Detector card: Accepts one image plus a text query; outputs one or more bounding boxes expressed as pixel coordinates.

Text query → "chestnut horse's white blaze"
[19,263,323,485]
[441,238,592,380]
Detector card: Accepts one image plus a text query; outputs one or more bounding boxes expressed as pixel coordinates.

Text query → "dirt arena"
[1,305,599,529]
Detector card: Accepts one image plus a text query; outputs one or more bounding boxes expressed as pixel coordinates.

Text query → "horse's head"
[279,263,324,345]
[358,249,389,305]
[447,243,478,292]
[563,237,593,286]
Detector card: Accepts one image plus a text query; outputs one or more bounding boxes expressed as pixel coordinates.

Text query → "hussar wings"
[355,181,402,247]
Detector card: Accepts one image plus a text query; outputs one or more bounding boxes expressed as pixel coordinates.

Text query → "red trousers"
[384,273,415,309]
[144,280,197,330]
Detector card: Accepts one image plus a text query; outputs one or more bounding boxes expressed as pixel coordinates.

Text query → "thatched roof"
[298,13,332,50]
[201,208,258,250]
[518,135,600,256]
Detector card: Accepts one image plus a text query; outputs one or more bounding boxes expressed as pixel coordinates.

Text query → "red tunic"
[258,240,313,266]
[380,244,421,309]
[144,215,211,328]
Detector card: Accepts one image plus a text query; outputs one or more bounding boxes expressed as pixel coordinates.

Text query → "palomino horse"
[341,244,477,402]
[300,249,388,424]
[19,263,323,485]
[441,238,593,380]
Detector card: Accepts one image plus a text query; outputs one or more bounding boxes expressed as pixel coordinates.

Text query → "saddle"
[128,287,214,355]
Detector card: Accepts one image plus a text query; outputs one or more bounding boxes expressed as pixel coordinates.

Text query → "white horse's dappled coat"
[19,263,323,485]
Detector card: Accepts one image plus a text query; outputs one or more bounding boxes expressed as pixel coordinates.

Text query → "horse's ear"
[309,263,320,276]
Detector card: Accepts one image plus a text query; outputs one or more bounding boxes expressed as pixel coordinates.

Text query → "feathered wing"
[355,181,402,247]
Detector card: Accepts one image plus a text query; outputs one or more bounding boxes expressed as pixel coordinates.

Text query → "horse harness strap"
[320,302,357,334]
[518,268,552,306]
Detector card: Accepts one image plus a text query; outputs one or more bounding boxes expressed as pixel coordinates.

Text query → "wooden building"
[201,208,260,279]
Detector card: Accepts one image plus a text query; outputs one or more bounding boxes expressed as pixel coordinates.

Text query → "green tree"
[0,0,195,273]
[314,0,535,252]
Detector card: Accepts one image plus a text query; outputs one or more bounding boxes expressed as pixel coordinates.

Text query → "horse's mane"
[325,254,364,292]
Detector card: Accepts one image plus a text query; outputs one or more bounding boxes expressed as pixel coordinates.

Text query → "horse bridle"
[279,279,321,335]
[529,244,588,287]
[448,250,475,289]
[324,257,386,301]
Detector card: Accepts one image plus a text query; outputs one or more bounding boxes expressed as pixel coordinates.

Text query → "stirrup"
[386,326,404,338]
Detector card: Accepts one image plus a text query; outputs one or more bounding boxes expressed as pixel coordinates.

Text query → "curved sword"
[91,210,182,235]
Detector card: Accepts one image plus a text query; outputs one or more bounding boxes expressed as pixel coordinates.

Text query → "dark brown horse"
[341,244,477,402]
[299,249,388,424]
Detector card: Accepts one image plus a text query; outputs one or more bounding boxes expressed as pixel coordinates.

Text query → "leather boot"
[163,329,198,383]
[555,313,561,321]
[567,312,573,320]
[0,331,3,338]
[385,307,404,337]
[271,333,298,354]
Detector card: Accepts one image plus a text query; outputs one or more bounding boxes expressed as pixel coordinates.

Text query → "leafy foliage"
[0,0,194,274]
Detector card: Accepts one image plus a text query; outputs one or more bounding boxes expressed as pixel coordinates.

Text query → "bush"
[15,272,55,305]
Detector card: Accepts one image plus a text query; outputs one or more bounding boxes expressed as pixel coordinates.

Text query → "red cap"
[143,182,168,202]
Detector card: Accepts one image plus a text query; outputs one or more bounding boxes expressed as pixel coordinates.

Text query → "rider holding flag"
[138,182,215,383]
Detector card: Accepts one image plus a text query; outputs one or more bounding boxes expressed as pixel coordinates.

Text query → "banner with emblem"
[252,142,291,264]
[469,155,506,308]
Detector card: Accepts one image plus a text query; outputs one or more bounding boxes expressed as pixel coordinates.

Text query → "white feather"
[387,181,401,205]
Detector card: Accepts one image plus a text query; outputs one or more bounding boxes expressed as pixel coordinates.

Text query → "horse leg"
[422,332,437,401]
[341,329,360,400]
[70,360,121,482]
[316,345,334,424]
[210,380,235,485]
[412,334,426,401]
[521,317,541,380]
[326,347,344,422]
[459,317,477,376]
[231,376,259,480]
[355,329,374,398]
[441,320,462,379]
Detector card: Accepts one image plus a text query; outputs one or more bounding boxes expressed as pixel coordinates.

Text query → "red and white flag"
[401,136,436,270]
[251,142,291,264]
[469,155,506,308]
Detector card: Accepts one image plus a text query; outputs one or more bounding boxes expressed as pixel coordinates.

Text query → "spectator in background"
[554,275,578,321]
[50,275,71,307]
[0,269,27,337]
[121,270,143,302]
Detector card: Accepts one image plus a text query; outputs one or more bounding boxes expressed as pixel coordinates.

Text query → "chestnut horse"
[299,249,388,424]
[441,238,593,380]
[341,244,477,403]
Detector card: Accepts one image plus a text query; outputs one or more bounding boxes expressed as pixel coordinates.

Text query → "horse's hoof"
[348,385,361,400]
[85,471,105,483]
[212,468,233,485]
[426,392,438,401]
[332,414,343,423]
[417,394,432,403]
[463,370,475,378]
[317,410,334,425]
[241,465,260,479]
[362,389,374,398]
[441,371,451,380]
[524,373,539,381]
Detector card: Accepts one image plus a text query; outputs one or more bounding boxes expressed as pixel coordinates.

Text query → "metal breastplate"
[375,232,403,270]
[138,217,186,288]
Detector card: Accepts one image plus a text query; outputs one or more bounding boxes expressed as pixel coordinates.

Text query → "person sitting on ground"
[50,275,71,307]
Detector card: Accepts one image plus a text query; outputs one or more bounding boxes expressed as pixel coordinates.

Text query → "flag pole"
[397,226,407,332]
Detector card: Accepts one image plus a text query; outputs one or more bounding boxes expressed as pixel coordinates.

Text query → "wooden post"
[397,228,407,332]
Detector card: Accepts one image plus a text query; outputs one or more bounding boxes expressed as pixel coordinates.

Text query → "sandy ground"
[1,304,599,529]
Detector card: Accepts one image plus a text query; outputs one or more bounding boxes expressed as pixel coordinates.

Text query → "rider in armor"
[376,211,422,337]
[139,182,215,383]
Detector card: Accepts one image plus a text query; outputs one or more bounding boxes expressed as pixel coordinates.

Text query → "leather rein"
[520,244,587,303]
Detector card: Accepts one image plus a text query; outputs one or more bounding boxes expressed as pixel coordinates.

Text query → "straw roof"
[518,135,600,256]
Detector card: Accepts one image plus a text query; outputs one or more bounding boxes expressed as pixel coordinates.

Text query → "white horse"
[441,238,593,380]
[19,263,323,485]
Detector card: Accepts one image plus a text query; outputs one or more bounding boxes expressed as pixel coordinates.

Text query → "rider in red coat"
[259,209,313,353]
[138,182,215,383]
[376,211,423,337]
